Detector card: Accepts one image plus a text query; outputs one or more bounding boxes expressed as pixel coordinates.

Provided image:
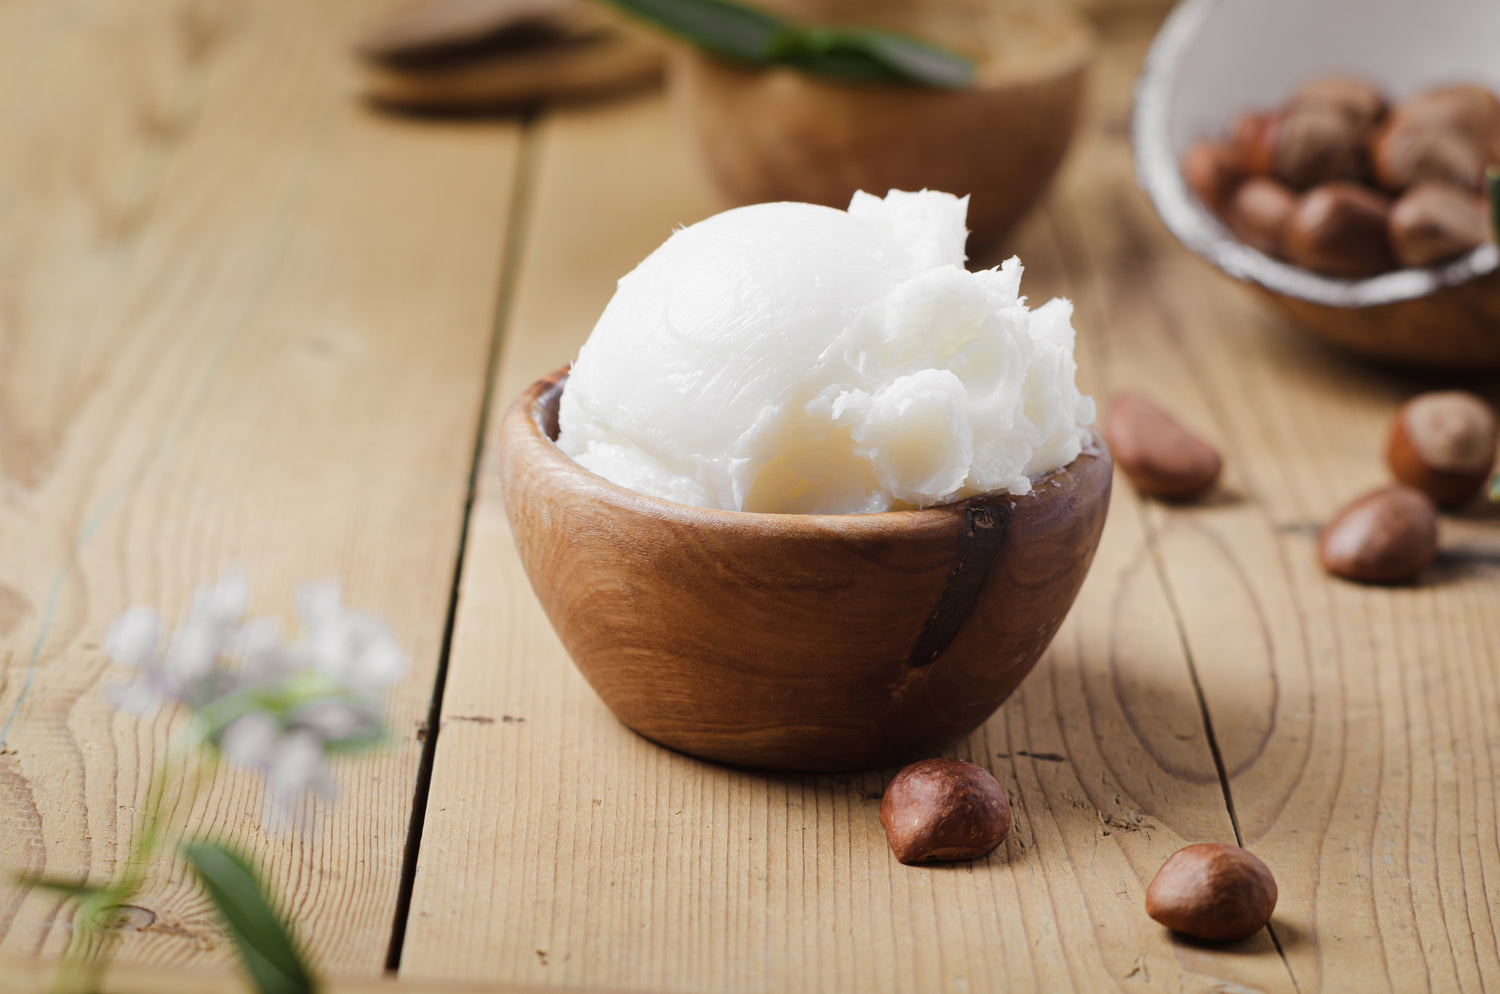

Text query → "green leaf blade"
[1488,167,1500,250]
[182,840,316,994]
[15,874,110,902]
[827,27,975,88]
[598,0,788,62]
[594,0,974,88]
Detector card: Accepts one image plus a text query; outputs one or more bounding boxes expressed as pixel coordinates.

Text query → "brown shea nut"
[1146,843,1278,943]
[1389,183,1492,268]
[1231,111,1281,176]
[1103,392,1222,500]
[1370,116,1485,193]
[879,759,1011,865]
[1387,391,1499,506]
[1272,106,1371,189]
[1318,485,1439,584]
[1281,182,1396,277]
[1399,84,1500,147]
[1289,76,1387,133]
[1182,141,1246,214]
[1225,176,1297,256]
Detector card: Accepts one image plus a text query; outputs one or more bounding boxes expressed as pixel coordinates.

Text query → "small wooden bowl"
[672,0,1095,250]
[498,369,1112,772]
[1133,0,1500,368]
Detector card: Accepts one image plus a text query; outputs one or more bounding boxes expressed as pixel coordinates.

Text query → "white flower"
[190,570,248,626]
[102,571,405,826]
[105,607,160,667]
[294,582,405,693]
[221,710,281,767]
[292,699,378,742]
[229,617,285,682]
[104,678,164,716]
[265,730,334,813]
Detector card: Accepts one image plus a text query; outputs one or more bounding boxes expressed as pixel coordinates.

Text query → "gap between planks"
[385,111,546,974]
[1037,94,1306,994]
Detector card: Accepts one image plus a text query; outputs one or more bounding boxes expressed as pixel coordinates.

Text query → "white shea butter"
[556,190,1096,514]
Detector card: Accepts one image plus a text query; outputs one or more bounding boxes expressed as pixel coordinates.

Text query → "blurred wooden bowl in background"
[672,0,1096,252]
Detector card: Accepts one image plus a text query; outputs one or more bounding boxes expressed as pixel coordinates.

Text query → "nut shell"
[1370,116,1485,194]
[1182,141,1245,214]
[1388,183,1492,269]
[1318,485,1438,584]
[1281,181,1395,277]
[1399,84,1500,148]
[1272,106,1370,189]
[1387,391,1499,506]
[1103,392,1222,500]
[879,758,1011,865]
[1231,111,1280,176]
[1145,843,1278,943]
[1288,76,1387,133]
[1225,176,1296,256]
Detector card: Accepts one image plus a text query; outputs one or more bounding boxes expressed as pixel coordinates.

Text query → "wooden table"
[3,2,1499,992]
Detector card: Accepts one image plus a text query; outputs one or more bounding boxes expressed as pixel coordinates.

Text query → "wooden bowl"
[1133,0,1500,368]
[497,369,1112,772]
[672,0,1095,251]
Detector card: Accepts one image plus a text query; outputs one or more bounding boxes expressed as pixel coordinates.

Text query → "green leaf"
[182,840,316,994]
[1488,167,1500,251]
[14,874,109,902]
[596,0,973,88]
[600,0,787,62]
[781,25,974,88]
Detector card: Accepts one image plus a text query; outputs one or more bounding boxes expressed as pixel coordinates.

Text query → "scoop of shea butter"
[556,190,1096,514]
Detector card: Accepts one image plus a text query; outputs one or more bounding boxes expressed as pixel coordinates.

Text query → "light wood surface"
[1052,27,1500,993]
[0,955,620,994]
[398,79,1290,994]
[2,3,1499,993]
[0,0,520,978]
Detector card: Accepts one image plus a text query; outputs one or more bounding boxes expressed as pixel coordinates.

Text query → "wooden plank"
[1044,14,1500,993]
[0,0,520,976]
[401,82,1294,991]
[0,955,622,994]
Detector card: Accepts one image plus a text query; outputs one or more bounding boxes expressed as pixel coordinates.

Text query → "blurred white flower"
[293,699,379,742]
[105,607,160,667]
[294,581,405,693]
[104,569,249,712]
[103,570,405,824]
[265,730,335,815]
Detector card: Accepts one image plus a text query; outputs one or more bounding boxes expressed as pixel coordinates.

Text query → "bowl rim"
[505,367,1109,531]
[1131,0,1500,309]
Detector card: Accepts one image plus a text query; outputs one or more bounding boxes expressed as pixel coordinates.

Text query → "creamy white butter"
[556,190,1096,514]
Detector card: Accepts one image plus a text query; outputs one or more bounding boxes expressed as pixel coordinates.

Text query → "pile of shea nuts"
[877,391,1496,943]
[1321,390,1499,584]
[1184,78,1500,275]
[1100,387,1498,584]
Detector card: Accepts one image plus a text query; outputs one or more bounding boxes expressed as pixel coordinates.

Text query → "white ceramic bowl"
[1133,0,1500,367]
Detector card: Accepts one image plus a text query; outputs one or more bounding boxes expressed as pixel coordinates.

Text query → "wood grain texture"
[5,3,1496,991]
[497,370,1112,771]
[0,954,623,994]
[400,89,1294,992]
[1043,16,1500,992]
[0,0,519,976]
